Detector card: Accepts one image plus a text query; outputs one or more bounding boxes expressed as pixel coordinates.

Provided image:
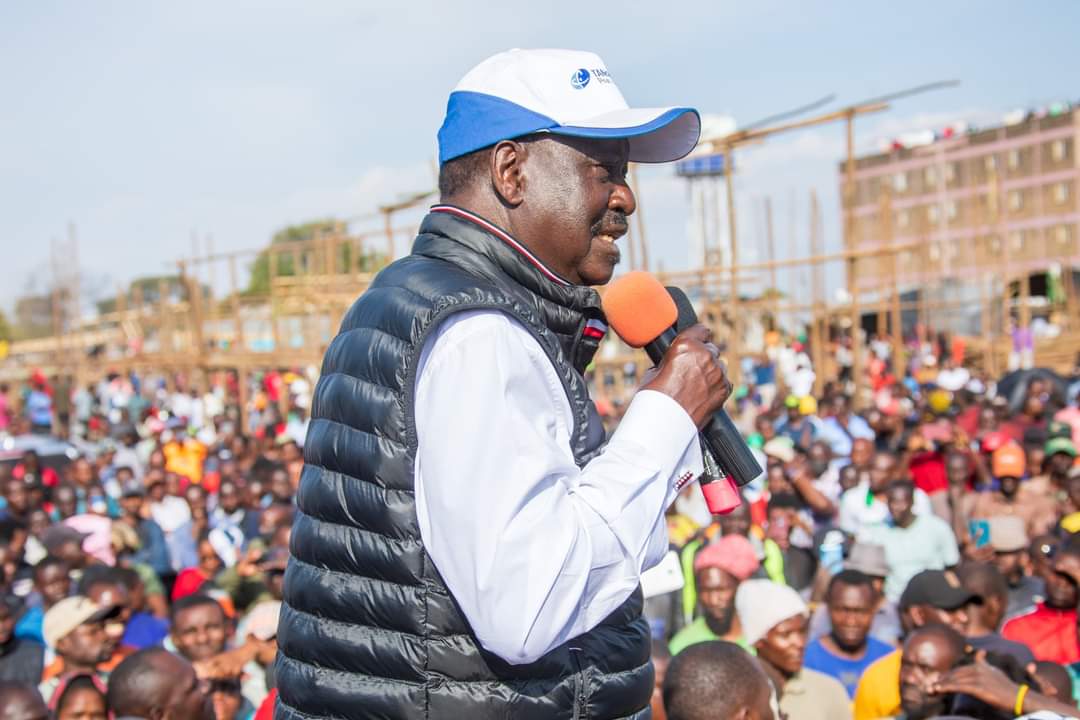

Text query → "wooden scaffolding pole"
[843,110,864,403]
[723,142,742,386]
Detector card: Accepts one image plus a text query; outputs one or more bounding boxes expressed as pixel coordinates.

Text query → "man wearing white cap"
[279,49,732,719]
[736,579,851,720]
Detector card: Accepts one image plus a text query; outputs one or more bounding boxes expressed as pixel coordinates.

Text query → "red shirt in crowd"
[1001,603,1080,665]
[908,450,949,495]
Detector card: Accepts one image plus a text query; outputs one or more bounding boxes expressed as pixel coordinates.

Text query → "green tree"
[246,220,339,295]
[245,219,387,295]
[96,275,207,315]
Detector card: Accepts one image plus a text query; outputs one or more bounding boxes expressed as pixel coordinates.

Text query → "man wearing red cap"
[963,443,1056,537]
[669,535,760,655]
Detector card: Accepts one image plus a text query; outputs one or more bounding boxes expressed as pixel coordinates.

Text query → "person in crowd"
[40,526,87,571]
[896,623,968,720]
[808,542,901,646]
[233,599,279,710]
[954,561,1035,664]
[0,680,48,720]
[853,569,978,720]
[839,451,932,536]
[775,395,816,450]
[80,571,137,663]
[964,442,1057,537]
[50,674,108,720]
[106,647,212,720]
[987,516,1044,618]
[116,479,172,578]
[170,594,230,663]
[25,375,53,435]
[662,640,778,720]
[820,395,875,459]
[761,493,818,592]
[171,531,224,601]
[1030,434,1079,501]
[100,566,169,650]
[2,477,32,524]
[1001,535,1079,664]
[803,570,894,698]
[50,486,78,523]
[0,595,44,685]
[145,470,195,576]
[15,556,71,644]
[736,578,851,720]
[669,534,760,654]
[932,650,1080,718]
[12,451,59,491]
[210,479,259,542]
[858,480,960,603]
[676,494,757,621]
[39,596,121,702]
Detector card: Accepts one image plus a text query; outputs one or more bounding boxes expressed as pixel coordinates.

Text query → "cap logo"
[944,571,960,588]
[570,68,591,89]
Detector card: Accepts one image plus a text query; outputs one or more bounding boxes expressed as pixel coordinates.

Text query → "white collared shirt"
[414,309,703,665]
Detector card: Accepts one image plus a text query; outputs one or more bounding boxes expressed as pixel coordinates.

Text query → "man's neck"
[61,657,98,675]
[759,658,793,696]
[820,633,867,661]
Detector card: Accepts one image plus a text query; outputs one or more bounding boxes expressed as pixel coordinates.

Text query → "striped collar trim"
[429,205,571,287]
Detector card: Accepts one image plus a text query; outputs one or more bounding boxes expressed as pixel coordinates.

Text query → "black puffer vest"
[275,206,653,720]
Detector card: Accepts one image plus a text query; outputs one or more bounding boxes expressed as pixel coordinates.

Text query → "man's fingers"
[676,323,712,345]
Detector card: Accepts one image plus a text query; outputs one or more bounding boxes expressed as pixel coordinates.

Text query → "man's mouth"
[594,227,627,244]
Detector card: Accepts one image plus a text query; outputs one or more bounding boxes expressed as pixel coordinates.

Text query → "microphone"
[601,272,763,514]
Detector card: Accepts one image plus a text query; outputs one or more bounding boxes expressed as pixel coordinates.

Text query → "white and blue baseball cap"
[437,48,701,165]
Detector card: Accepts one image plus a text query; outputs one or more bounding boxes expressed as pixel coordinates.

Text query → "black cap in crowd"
[899,570,981,611]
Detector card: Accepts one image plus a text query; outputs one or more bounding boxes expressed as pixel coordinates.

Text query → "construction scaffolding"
[3,105,1078,409]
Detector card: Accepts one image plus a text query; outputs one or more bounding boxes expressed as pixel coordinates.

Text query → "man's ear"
[490,140,528,207]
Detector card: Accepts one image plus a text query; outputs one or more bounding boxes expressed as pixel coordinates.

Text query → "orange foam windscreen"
[602,271,678,348]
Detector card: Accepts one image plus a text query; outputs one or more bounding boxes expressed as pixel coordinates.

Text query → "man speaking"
[276,48,731,719]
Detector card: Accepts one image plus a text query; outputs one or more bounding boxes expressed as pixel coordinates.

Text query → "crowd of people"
[643,337,1080,719]
[0,334,1078,719]
[0,369,306,719]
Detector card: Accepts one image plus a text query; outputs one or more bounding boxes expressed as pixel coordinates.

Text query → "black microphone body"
[641,289,762,488]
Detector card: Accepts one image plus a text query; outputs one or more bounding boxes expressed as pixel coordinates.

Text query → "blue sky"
[2,1,1077,314]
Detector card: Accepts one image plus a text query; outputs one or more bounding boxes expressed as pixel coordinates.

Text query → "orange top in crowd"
[601,271,678,348]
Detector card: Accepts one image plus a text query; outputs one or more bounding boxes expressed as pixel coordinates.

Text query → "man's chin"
[580,259,620,287]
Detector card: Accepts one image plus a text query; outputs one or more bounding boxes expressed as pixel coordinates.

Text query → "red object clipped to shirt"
[1001,603,1080,665]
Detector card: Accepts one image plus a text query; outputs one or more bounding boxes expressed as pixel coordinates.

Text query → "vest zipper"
[570,646,587,720]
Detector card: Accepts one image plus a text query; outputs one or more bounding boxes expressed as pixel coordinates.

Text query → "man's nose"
[610,179,636,217]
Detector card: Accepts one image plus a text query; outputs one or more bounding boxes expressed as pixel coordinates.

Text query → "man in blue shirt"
[819,395,874,460]
[803,569,894,697]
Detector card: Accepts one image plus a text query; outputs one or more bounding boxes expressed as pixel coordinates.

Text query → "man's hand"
[194,643,256,680]
[641,324,732,429]
[931,656,1018,709]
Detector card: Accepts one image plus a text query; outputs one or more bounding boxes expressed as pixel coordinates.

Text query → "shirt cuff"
[619,390,704,500]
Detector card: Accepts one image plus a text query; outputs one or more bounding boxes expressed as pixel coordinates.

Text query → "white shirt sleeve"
[414,310,703,665]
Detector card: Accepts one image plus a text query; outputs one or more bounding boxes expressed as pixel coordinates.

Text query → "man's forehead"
[539,134,629,162]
